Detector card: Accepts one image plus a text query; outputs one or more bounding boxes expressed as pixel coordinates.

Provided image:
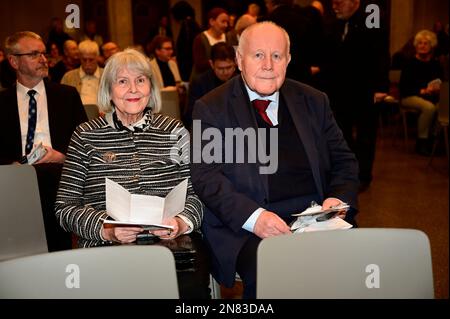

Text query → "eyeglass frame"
[12,51,47,59]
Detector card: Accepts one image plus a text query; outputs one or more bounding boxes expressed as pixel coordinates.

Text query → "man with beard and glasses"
[0,31,87,251]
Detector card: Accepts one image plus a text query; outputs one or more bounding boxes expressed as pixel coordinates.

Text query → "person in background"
[191,7,231,80]
[46,17,72,54]
[55,48,203,248]
[399,30,444,156]
[227,13,258,47]
[46,42,62,68]
[171,1,201,82]
[185,42,237,130]
[247,3,261,18]
[148,35,182,90]
[49,39,80,83]
[61,40,103,105]
[190,22,358,299]
[0,31,87,251]
[79,20,104,49]
[1,31,86,165]
[320,0,389,192]
[228,13,237,30]
[0,48,5,63]
[99,42,120,67]
[264,0,324,84]
[311,0,324,15]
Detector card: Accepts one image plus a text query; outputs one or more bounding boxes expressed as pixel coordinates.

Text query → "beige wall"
[0,0,83,47]
[390,0,449,55]
[107,0,133,49]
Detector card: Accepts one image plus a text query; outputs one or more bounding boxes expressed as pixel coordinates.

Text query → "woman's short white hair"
[414,30,438,49]
[97,48,161,114]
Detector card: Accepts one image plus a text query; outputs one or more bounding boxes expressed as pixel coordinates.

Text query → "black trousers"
[236,234,261,299]
[34,163,72,252]
[333,101,379,184]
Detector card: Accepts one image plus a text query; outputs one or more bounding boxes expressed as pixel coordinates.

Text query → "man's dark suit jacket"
[190,76,359,287]
[0,80,87,251]
[0,80,87,164]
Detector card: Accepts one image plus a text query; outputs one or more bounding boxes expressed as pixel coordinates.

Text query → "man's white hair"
[237,21,290,55]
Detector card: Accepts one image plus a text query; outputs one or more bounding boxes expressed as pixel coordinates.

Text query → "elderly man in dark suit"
[190,22,359,298]
[0,31,87,251]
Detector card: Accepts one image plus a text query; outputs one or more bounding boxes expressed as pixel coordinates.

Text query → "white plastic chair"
[257,228,434,299]
[0,245,179,299]
[0,165,48,261]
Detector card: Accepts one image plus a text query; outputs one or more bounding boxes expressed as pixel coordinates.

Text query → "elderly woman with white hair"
[55,48,203,247]
[399,29,444,155]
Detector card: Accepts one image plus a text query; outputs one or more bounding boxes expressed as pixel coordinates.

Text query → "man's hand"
[34,145,66,164]
[322,197,346,219]
[101,225,144,243]
[253,210,291,239]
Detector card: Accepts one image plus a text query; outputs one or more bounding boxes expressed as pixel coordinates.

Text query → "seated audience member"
[0,31,87,251]
[400,29,444,156]
[190,22,358,299]
[148,35,182,90]
[49,39,80,83]
[55,48,203,249]
[247,3,261,18]
[79,20,104,48]
[227,14,257,47]
[61,40,103,105]
[185,42,237,130]
[46,42,62,68]
[191,7,232,80]
[99,41,120,67]
[46,17,72,54]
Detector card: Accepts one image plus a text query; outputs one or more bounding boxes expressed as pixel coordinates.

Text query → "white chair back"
[257,229,434,299]
[0,165,48,261]
[0,245,179,298]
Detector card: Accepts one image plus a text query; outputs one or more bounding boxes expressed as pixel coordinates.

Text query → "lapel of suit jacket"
[44,80,58,149]
[280,82,324,200]
[5,85,23,158]
[230,76,269,198]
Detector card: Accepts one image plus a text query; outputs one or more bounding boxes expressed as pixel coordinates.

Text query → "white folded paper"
[290,202,352,233]
[104,178,188,229]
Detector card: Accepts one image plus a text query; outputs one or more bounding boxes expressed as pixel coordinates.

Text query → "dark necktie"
[25,89,37,155]
[252,99,273,126]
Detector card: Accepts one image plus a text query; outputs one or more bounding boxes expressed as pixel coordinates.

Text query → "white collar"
[16,79,45,98]
[79,66,100,79]
[243,79,279,104]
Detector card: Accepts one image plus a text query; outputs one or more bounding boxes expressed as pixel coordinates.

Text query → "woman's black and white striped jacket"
[55,112,203,247]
